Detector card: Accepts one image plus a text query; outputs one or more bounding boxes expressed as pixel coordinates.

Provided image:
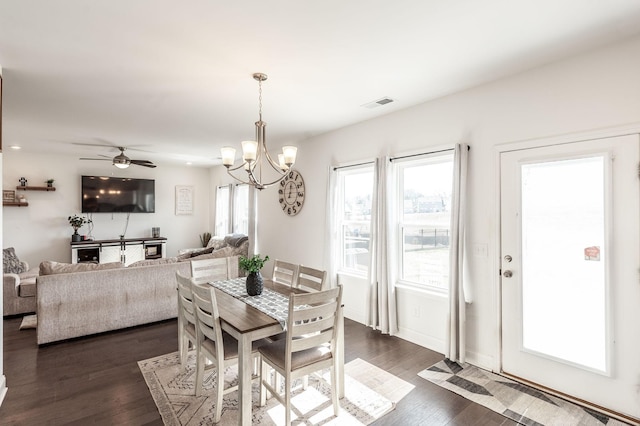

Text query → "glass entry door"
[500,134,640,421]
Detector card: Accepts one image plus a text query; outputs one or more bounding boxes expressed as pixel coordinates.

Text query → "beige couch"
[36,238,249,345]
[3,261,38,316]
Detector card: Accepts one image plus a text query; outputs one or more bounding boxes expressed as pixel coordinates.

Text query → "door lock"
[504,255,512,262]
[503,270,513,278]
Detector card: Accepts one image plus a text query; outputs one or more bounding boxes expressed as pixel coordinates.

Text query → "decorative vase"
[72,231,82,242]
[246,271,263,296]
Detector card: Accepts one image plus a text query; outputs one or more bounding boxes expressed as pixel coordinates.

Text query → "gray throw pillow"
[3,247,27,274]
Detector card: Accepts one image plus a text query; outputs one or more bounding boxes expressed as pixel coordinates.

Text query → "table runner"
[210,278,291,329]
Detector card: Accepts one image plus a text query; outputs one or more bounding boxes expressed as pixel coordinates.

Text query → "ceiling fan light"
[114,162,130,169]
[113,153,131,169]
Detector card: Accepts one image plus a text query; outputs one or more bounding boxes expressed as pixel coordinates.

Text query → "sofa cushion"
[128,257,178,267]
[207,236,226,250]
[4,247,27,274]
[39,261,125,276]
[188,246,235,261]
[224,234,249,248]
[19,277,37,297]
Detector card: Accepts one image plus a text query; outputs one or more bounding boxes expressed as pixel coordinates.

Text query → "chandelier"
[220,73,298,190]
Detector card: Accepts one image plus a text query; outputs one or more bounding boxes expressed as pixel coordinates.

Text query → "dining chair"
[295,265,328,292]
[190,255,238,285]
[272,259,299,287]
[259,285,343,426]
[191,281,266,422]
[176,271,197,370]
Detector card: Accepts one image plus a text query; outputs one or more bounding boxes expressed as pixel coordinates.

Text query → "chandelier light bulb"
[221,146,236,167]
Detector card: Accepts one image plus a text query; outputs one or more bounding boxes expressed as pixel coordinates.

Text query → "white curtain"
[324,166,339,289]
[446,143,470,363]
[366,157,398,335]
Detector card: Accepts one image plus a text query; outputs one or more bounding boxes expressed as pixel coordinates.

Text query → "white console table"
[70,237,167,266]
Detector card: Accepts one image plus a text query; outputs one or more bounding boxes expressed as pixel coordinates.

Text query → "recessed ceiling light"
[9,145,21,150]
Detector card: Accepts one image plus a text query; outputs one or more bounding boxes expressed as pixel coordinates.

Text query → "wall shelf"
[16,186,56,191]
[3,201,29,207]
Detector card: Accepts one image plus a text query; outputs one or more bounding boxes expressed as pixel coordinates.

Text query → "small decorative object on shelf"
[239,254,270,296]
[46,179,55,188]
[19,177,27,187]
[68,214,92,242]
[3,190,15,203]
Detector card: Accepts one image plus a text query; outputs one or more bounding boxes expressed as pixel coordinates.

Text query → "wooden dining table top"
[212,278,306,334]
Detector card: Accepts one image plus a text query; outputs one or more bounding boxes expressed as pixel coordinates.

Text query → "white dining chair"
[295,265,327,291]
[259,285,343,425]
[176,271,197,370]
[191,281,265,422]
[190,255,238,285]
[272,259,299,287]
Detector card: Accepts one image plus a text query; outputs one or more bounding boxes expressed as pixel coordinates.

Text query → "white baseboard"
[397,326,445,355]
[0,375,7,407]
[465,351,494,371]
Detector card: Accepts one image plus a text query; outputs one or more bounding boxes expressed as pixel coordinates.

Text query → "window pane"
[233,184,249,235]
[399,155,453,290]
[338,167,373,275]
[215,186,230,236]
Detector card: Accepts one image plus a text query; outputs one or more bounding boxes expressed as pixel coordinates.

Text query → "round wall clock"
[278,169,305,216]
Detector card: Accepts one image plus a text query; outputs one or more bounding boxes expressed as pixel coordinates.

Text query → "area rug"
[419,359,633,426]
[139,352,414,425]
[19,314,37,330]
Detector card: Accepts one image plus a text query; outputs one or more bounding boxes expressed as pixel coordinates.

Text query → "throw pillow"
[189,246,216,258]
[39,261,125,276]
[3,247,27,274]
[207,236,226,250]
[224,234,249,247]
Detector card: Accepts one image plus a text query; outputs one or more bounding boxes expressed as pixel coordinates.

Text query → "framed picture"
[175,185,194,215]
[3,190,15,202]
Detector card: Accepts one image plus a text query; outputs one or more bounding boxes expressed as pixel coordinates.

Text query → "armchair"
[3,259,38,316]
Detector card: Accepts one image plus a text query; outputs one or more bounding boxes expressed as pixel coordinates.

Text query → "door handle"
[503,270,513,278]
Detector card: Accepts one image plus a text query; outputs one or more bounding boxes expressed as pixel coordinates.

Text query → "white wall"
[230,34,640,369]
[2,151,213,266]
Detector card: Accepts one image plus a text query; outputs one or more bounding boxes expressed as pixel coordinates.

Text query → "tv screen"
[82,176,155,213]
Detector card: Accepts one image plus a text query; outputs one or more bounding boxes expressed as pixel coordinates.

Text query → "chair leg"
[214,361,224,423]
[285,374,291,426]
[195,351,205,397]
[260,360,268,406]
[331,365,340,416]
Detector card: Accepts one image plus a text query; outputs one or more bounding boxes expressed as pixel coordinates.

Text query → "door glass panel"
[521,155,607,372]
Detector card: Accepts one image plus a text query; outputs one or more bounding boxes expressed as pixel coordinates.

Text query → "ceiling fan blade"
[131,160,157,168]
[79,157,110,161]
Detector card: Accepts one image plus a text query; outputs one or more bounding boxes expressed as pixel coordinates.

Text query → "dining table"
[209,277,345,426]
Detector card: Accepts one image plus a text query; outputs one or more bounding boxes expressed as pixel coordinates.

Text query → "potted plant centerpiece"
[239,254,270,296]
[68,214,91,242]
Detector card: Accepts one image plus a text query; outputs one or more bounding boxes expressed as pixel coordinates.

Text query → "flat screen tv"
[82,176,155,213]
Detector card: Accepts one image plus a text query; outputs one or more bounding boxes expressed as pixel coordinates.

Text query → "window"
[215,185,230,236]
[215,184,250,236]
[336,164,374,277]
[396,152,454,291]
[232,184,249,235]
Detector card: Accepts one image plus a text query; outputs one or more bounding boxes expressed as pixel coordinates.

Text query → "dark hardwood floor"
[1,316,515,425]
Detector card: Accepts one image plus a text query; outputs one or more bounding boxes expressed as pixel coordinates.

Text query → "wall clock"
[278,170,305,216]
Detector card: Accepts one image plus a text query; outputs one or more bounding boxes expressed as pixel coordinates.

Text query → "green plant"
[68,214,91,232]
[239,254,270,274]
[46,178,55,184]
[200,232,212,248]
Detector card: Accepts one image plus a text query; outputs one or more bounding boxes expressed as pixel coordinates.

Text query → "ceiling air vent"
[361,97,395,109]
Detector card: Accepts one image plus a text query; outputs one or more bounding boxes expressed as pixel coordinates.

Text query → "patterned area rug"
[139,352,414,425]
[19,314,37,330]
[419,359,633,426]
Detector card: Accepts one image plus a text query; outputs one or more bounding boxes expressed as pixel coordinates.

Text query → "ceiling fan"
[79,146,157,169]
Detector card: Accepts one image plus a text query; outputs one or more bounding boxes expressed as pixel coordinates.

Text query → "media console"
[70,237,167,266]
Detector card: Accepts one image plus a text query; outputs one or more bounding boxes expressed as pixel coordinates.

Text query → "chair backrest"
[286,286,343,361]
[272,259,299,287]
[191,282,225,359]
[191,256,239,285]
[296,265,327,292]
[176,271,196,326]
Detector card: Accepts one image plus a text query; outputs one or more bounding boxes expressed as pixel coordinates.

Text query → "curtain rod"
[332,160,375,171]
[389,145,469,162]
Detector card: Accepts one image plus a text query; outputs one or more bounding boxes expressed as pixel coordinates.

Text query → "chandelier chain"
[258,78,263,120]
